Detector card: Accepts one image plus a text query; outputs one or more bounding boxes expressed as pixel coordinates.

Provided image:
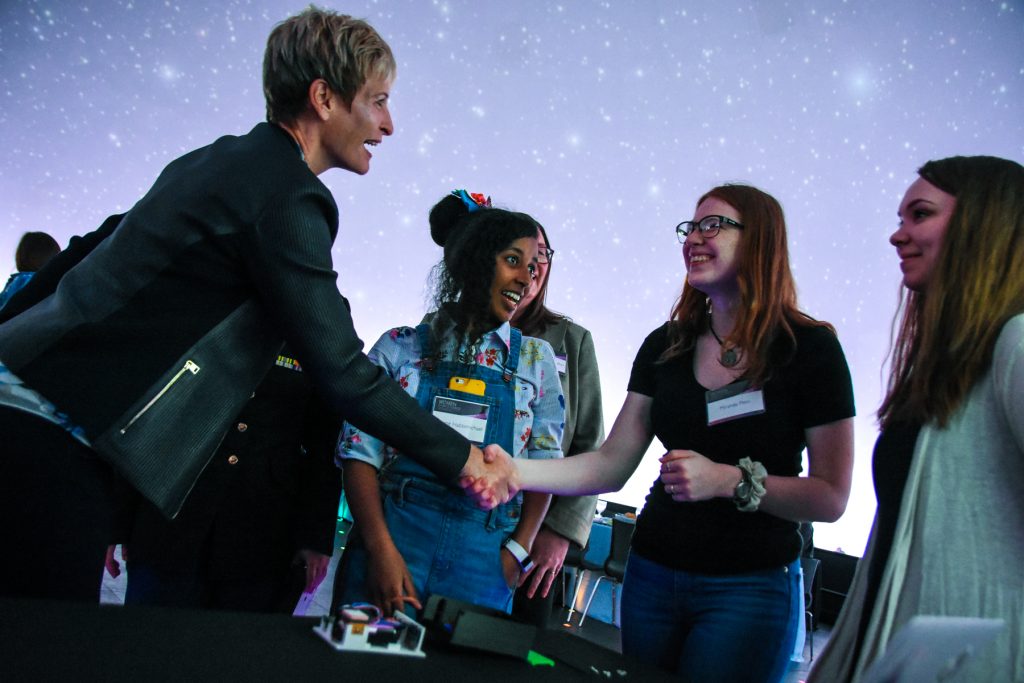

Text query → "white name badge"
[432,395,490,443]
[706,381,765,426]
[554,354,568,375]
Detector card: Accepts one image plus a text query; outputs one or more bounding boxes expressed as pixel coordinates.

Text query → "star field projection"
[2,0,1022,553]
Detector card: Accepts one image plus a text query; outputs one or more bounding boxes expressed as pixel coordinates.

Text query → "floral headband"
[451,189,492,212]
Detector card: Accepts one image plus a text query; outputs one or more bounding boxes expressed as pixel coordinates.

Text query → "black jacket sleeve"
[0,213,124,323]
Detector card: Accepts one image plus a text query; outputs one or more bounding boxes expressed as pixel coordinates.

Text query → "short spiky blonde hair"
[263,5,396,123]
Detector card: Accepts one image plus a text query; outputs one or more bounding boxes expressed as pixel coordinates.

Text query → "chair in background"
[562,539,604,625]
[800,556,822,660]
[579,517,634,627]
[598,500,636,518]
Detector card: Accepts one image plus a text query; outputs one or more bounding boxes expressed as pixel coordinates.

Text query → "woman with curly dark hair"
[335,190,565,615]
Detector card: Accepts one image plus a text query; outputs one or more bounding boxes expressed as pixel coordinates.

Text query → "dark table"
[0,598,672,681]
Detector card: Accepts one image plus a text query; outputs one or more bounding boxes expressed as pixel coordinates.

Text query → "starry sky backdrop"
[2,0,1022,554]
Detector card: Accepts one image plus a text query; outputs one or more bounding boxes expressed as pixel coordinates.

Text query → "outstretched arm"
[510,392,654,497]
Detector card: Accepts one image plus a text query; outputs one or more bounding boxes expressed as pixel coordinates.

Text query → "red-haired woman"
[475,184,856,682]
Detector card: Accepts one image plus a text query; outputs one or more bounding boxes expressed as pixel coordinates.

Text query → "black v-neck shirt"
[628,322,855,574]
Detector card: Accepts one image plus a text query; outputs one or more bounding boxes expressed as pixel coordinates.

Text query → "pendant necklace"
[708,314,739,368]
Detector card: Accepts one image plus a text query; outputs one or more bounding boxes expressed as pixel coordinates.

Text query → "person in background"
[0,6,510,603]
[468,184,855,683]
[0,231,60,310]
[810,156,1024,682]
[335,190,564,615]
[509,222,605,625]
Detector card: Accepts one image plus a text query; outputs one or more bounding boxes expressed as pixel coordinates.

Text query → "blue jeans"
[337,475,519,614]
[620,552,800,683]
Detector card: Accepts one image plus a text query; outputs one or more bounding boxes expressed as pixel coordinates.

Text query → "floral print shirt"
[338,320,565,470]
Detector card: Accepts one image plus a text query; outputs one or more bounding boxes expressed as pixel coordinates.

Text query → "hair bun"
[429,193,471,247]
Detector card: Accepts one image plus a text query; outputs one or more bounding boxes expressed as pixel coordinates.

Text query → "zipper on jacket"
[120,360,200,434]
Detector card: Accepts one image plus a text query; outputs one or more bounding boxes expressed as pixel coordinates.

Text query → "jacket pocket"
[120,360,200,433]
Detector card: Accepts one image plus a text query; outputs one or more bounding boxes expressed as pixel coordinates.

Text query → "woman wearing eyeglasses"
[508,223,606,623]
[335,190,564,616]
[467,184,855,682]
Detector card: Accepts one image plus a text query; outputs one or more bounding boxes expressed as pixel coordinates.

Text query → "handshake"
[459,444,519,509]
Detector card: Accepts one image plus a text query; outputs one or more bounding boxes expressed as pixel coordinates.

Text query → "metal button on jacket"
[227,455,239,465]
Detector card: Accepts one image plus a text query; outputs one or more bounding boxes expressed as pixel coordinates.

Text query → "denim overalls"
[339,324,525,614]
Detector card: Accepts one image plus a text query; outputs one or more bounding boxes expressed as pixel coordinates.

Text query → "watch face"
[734,481,751,501]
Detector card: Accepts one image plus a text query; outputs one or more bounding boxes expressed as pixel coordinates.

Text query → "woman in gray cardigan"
[511,222,606,621]
[810,155,1024,682]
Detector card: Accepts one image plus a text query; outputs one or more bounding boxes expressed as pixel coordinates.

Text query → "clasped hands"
[460,444,740,507]
[659,449,740,503]
[459,443,519,509]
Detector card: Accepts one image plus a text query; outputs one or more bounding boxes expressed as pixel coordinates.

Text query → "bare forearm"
[758,474,850,523]
[669,417,853,523]
[760,418,854,523]
[511,491,552,551]
[517,392,654,496]
[518,450,630,496]
[684,462,850,522]
[342,461,394,552]
[466,395,652,509]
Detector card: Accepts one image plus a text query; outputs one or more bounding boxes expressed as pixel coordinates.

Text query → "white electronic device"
[313,605,426,658]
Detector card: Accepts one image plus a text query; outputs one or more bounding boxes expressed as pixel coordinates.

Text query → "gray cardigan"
[533,318,605,547]
[809,314,1024,683]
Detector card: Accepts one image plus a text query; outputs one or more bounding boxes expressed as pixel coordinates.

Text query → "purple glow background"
[2,0,1022,554]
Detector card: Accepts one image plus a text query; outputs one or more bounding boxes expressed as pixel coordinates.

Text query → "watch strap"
[503,537,535,573]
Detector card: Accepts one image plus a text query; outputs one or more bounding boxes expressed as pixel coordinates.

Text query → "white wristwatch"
[502,537,536,573]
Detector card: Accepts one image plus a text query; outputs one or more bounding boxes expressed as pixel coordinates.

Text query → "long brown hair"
[661,184,831,385]
[511,223,564,336]
[879,156,1024,429]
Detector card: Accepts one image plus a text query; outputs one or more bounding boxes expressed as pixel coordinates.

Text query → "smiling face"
[682,197,743,297]
[322,75,394,175]
[490,237,539,324]
[512,228,549,321]
[891,177,956,292]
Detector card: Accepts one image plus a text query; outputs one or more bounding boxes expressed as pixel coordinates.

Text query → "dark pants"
[125,561,303,613]
[512,576,560,628]
[0,407,117,601]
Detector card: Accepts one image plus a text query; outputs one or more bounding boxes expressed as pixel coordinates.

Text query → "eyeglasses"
[675,215,744,243]
[536,247,555,264]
